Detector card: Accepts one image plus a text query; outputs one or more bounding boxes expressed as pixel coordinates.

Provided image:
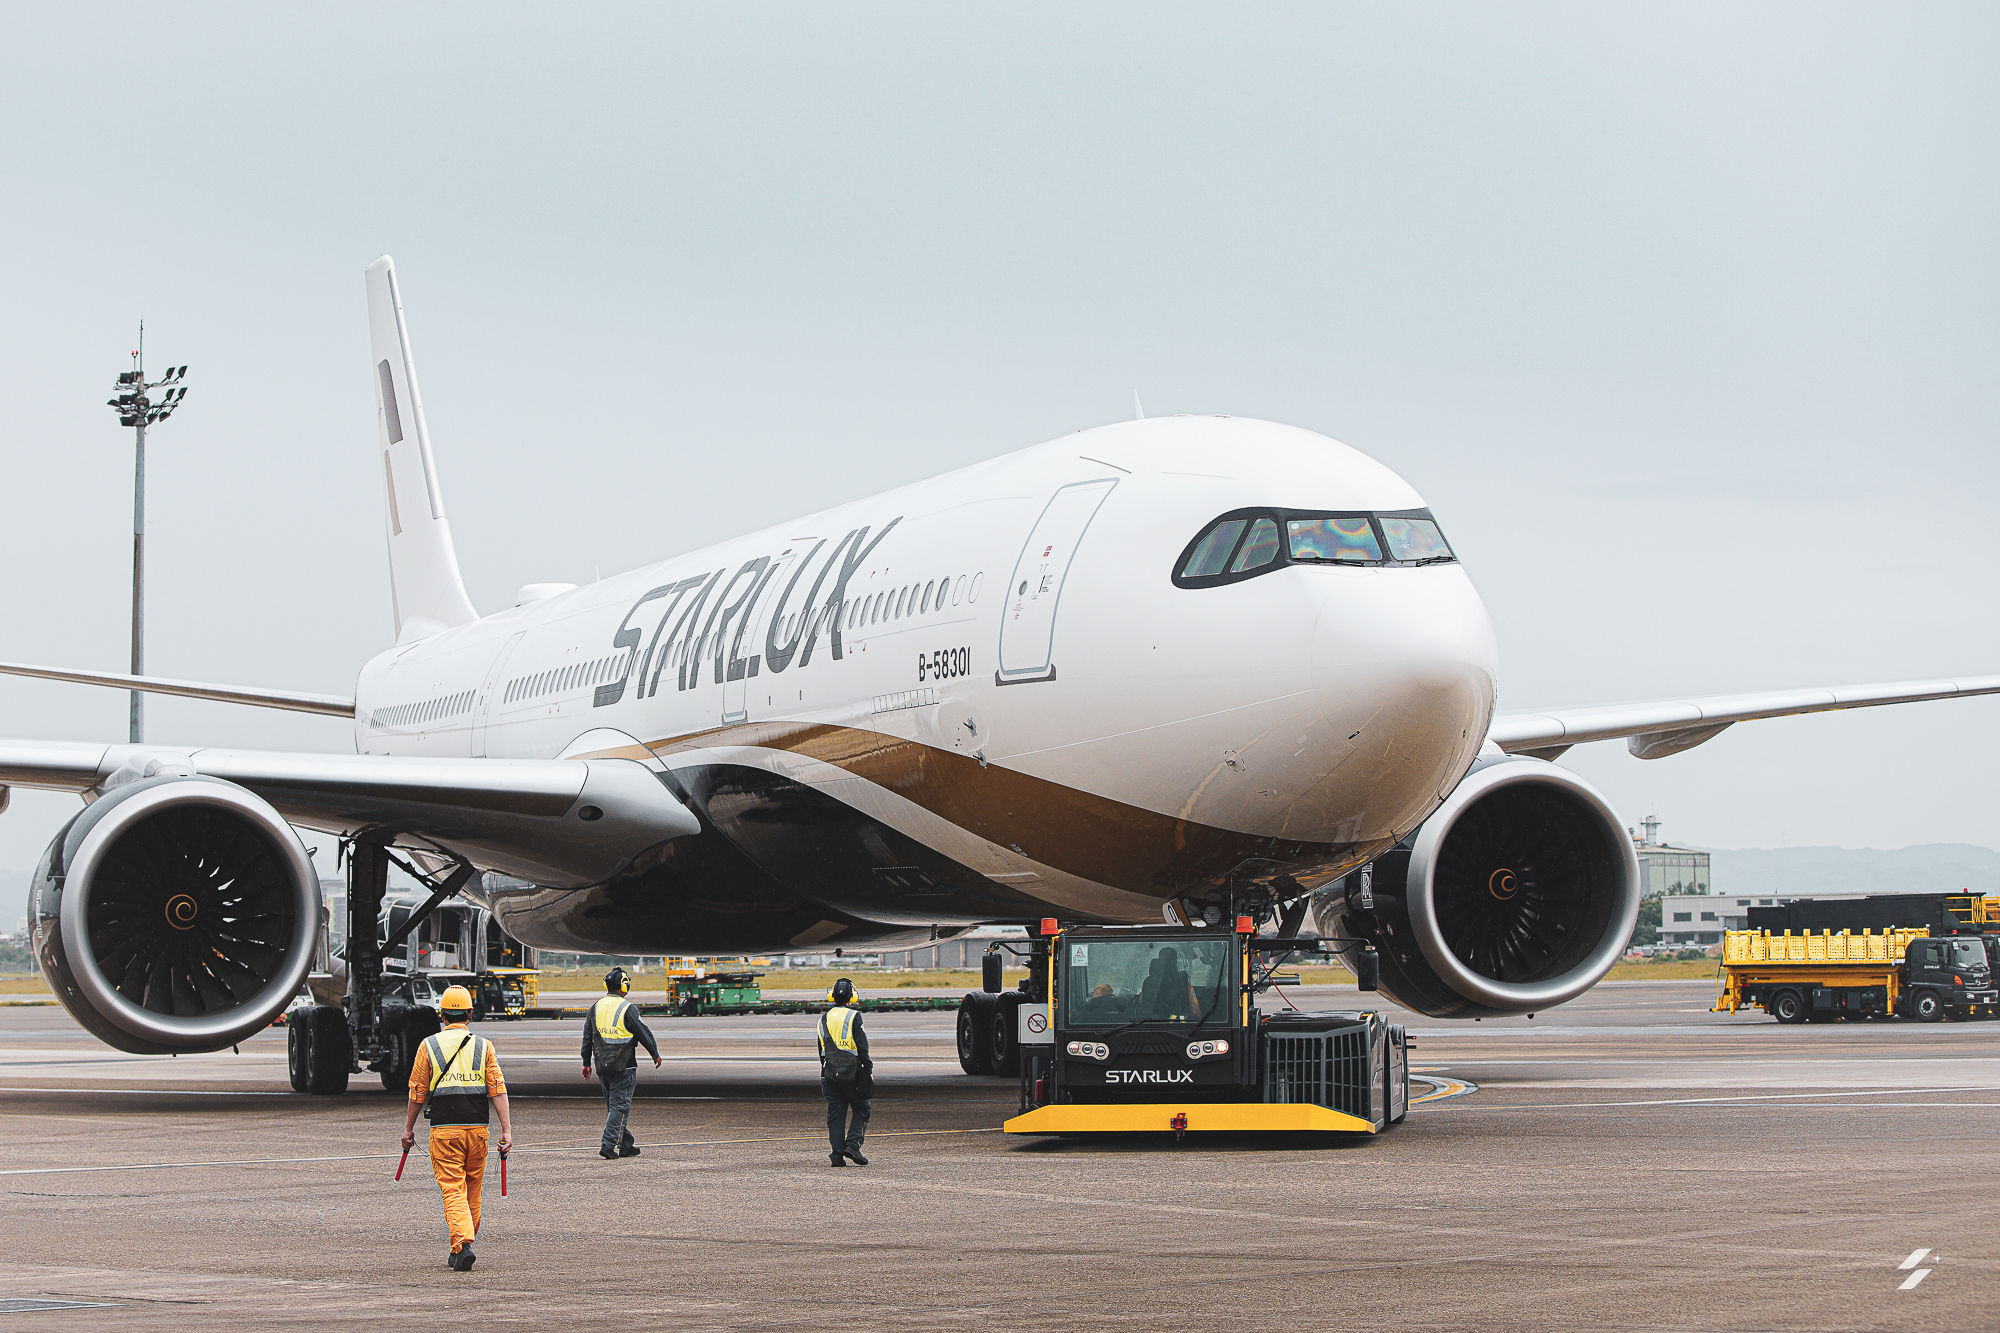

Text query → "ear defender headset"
[605,966,631,995]
[827,977,856,1005]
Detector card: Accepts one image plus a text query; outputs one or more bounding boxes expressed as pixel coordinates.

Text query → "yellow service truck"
[1715,927,1996,1023]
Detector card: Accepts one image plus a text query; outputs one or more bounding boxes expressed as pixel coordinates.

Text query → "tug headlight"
[1185,1039,1229,1059]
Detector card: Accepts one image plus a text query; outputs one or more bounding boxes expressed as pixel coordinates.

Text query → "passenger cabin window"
[1173,507,1456,588]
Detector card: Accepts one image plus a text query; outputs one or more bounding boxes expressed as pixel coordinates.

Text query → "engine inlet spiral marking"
[1487,868,1518,901]
[164,894,199,930]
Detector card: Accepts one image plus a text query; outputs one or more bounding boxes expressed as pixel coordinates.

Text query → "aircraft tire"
[956,992,997,1075]
[304,1005,352,1094]
[287,1014,311,1093]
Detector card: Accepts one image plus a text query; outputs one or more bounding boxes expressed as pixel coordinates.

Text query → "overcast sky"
[2,5,1996,922]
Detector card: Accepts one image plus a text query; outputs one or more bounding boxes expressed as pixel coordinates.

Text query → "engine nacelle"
[28,775,321,1054]
[1325,757,1640,1018]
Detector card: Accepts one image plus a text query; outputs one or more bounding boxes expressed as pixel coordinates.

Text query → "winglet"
[366,257,478,642]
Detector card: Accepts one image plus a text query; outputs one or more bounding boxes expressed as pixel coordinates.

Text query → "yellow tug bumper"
[1003,1102,1377,1135]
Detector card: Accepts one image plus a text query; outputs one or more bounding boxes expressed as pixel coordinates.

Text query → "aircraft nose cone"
[1288,568,1498,840]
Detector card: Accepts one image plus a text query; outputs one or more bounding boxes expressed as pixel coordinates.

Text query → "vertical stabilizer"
[365,256,478,641]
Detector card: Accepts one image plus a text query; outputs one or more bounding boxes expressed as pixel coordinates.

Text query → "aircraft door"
[470,630,527,757]
[723,549,798,724]
[997,478,1118,684]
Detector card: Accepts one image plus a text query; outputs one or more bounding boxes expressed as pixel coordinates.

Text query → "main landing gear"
[287,837,470,1095]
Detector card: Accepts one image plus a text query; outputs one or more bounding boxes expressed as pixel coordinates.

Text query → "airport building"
[1658,892,1787,947]
[1633,815,1710,898]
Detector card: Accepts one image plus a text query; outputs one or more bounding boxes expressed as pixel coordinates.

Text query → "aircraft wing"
[0,739,699,888]
[0,661,354,716]
[1490,675,2000,761]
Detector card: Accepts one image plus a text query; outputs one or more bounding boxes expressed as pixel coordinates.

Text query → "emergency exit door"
[996,478,1118,684]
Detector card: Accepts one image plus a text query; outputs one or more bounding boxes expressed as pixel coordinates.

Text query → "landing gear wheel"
[376,1007,439,1091]
[991,992,1024,1078]
[956,992,998,1075]
[287,1011,311,1093]
[1770,990,1806,1024]
[1913,990,1944,1022]
[378,1012,409,1092]
[302,1005,352,1094]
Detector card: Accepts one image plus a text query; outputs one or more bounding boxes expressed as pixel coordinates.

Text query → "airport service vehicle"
[1714,928,1997,1023]
[987,917,1408,1136]
[1747,894,2000,977]
[9,257,2000,1095]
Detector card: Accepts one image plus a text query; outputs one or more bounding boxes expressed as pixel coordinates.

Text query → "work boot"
[458,1245,476,1271]
[829,1152,846,1167]
[599,1148,619,1160]
[618,1145,642,1158]
[844,1149,869,1166]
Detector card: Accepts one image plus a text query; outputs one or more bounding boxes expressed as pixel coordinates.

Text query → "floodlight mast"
[102,321,189,744]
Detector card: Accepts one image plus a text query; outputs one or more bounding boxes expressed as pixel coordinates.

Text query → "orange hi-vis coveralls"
[409,1026,507,1254]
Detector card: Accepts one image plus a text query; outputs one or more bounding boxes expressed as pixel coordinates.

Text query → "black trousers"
[821,1076,871,1154]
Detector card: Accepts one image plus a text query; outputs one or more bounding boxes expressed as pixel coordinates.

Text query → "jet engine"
[28,775,321,1054]
[1325,757,1640,1018]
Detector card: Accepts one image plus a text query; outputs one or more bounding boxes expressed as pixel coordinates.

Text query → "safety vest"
[820,1006,859,1054]
[589,995,638,1070]
[423,1029,491,1126]
[593,995,634,1041]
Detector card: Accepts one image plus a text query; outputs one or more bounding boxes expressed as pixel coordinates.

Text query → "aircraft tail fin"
[365,256,478,641]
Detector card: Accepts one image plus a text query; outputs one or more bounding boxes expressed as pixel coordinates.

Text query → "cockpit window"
[1178,519,1246,579]
[1173,507,1456,588]
[1287,516,1380,564]
[1379,514,1453,563]
[1230,518,1281,573]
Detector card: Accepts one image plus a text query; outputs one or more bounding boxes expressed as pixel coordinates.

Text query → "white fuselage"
[354,416,1499,927]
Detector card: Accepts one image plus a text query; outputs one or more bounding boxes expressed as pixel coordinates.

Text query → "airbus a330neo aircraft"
[6,257,1997,1084]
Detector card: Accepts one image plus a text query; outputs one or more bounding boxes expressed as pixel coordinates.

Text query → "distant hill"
[1706,844,2000,899]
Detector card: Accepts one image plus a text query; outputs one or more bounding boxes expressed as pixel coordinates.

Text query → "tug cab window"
[1063,938,1231,1025]
[1174,507,1455,588]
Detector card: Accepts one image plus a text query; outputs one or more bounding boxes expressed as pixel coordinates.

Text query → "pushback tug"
[961,914,1410,1137]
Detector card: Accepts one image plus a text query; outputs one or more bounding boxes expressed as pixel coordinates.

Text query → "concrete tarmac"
[0,980,1994,1331]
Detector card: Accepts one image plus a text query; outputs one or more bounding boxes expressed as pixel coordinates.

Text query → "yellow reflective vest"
[820,1006,860,1054]
[588,995,639,1071]
[423,1030,491,1126]
[592,995,634,1041]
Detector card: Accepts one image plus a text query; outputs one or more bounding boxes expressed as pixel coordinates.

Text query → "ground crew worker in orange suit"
[401,985,512,1271]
